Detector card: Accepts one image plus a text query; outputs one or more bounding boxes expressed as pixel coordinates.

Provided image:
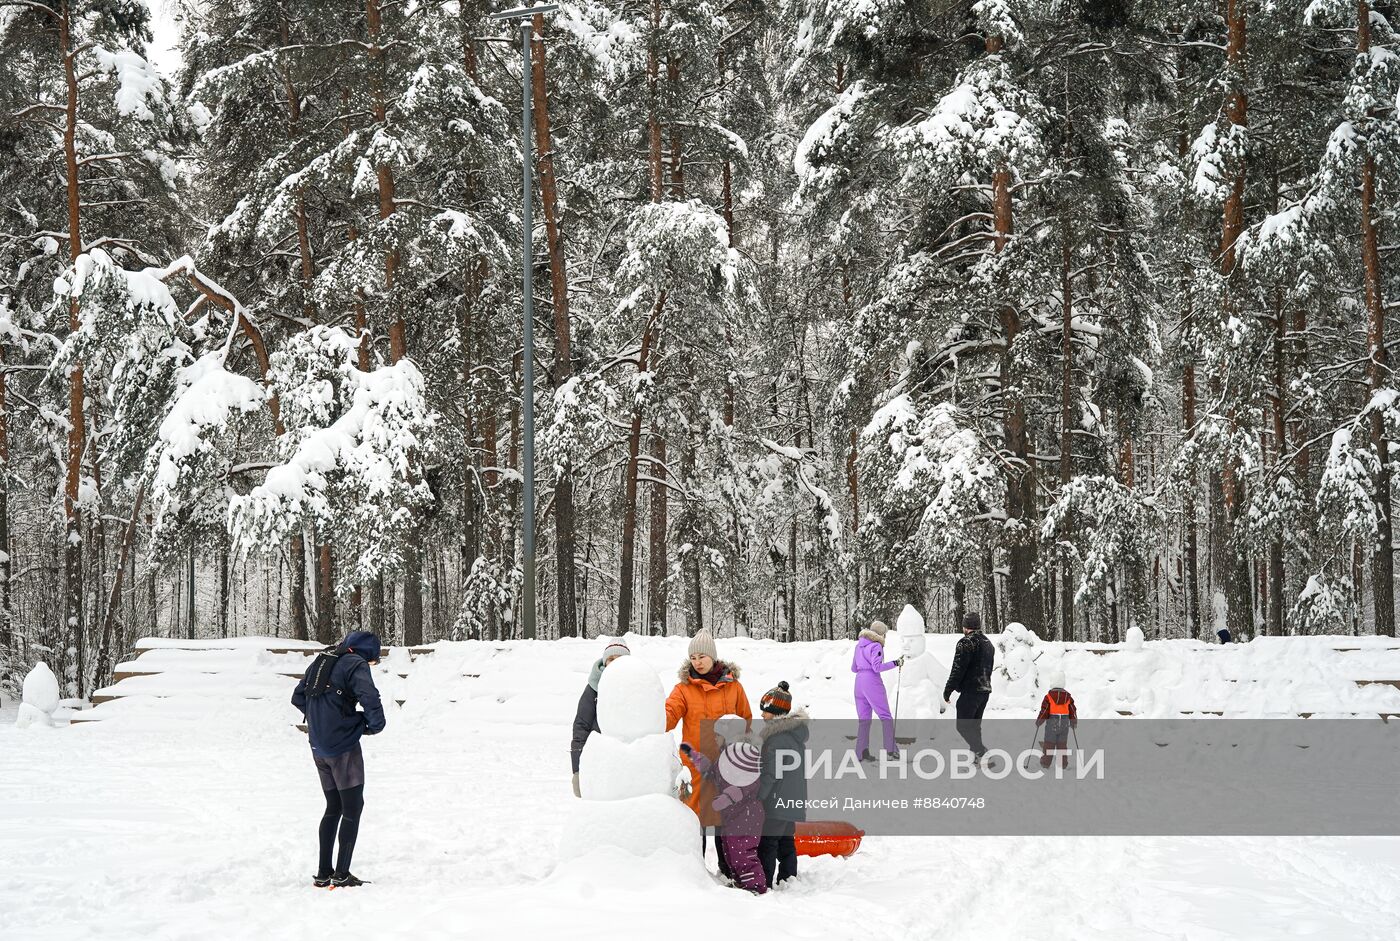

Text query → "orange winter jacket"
[665,661,753,826]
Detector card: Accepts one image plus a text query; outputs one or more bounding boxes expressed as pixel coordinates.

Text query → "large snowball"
[595,655,665,742]
[559,793,701,862]
[580,731,679,800]
[896,604,927,658]
[22,662,61,714]
[1125,625,1146,650]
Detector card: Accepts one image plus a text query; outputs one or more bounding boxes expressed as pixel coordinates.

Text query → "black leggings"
[319,785,364,875]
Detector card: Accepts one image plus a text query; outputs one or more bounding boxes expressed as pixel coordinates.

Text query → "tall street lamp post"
[489,4,557,641]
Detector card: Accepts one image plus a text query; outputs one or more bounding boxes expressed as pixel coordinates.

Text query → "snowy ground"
[4,634,1400,940]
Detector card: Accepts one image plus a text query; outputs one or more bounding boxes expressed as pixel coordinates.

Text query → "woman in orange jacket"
[665,629,752,871]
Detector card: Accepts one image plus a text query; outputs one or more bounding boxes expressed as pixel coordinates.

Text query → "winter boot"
[330,872,369,888]
[313,872,333,888]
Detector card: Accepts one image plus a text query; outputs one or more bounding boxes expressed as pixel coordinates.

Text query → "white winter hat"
[602,640,631,661]
[1045,670,1066,691]
[718,741,762,788]
[713,713,747,745]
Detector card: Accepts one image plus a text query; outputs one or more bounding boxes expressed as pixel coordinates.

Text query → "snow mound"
[595,655,665,742]
[1125,625,1146,650]
[558,793,701,862]
[22,662,60,715]
[579,732,679,801]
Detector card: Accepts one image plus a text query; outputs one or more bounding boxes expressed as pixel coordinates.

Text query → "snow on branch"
[228,326,438,587]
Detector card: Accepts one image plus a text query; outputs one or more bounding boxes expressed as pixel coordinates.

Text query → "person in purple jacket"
[682,738,768,894]
[852,620,903,761]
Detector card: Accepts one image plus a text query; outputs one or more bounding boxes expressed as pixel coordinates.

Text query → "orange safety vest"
[1046,691,1071,716]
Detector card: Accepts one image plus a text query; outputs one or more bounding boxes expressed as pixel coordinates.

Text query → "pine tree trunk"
[992,161,1042,636]
[290,534,309,640]
[1059,228,1075,642]
[366,0,424,641]
[60,3,87,696]
[219,546,230,639]
[530,16,578,639]
[647,425,668,636]
[619,7,668,635]
[1359,4,1394,636]
[1218,0,1253,639]
[317,542,335,643]
[1183,360,1202,638]
[0,338,10,654]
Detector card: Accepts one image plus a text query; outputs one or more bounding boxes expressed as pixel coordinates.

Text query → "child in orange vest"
[1035,671,1077,768]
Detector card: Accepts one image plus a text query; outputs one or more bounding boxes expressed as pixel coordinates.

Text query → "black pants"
[758,820,797,886]
[318,785,364,876]
[955,689,990,757]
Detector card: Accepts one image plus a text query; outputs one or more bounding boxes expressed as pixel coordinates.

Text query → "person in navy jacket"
[292,631,386,888]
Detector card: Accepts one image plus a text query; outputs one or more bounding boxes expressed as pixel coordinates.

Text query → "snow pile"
[995,621,1041,698]
[15,662,60,728]
[564,654,697,866]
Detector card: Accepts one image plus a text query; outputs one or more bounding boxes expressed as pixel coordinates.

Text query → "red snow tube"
[793,820,865,858]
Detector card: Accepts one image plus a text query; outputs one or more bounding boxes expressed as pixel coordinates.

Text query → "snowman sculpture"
[886,604,949,722]
[14,661,61,728]
[559,655,700,861]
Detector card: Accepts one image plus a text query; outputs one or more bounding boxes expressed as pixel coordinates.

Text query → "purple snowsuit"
[690,751,768,895]
[852,633,899,756]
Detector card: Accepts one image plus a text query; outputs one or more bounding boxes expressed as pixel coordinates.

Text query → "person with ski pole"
[291,631,386,889]
[943,612,995,764]
[570,639,631,797]
[853,620,904,761]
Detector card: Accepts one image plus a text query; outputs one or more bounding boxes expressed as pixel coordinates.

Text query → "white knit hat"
[602,640,631,661]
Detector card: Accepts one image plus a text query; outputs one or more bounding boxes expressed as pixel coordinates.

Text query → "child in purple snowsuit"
[852,620,903,759]
[682,739,768,894]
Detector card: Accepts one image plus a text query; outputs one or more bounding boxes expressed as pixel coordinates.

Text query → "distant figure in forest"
[1217,627,1231,644]
[944,612,996,763]
[570,639,631,797]
[291,631,385,889]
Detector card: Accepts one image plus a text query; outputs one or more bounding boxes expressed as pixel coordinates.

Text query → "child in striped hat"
[681,719,769,894]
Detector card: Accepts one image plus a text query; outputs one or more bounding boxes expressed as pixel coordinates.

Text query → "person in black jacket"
[942,612,995,760]
[291,631,386,888]
[570,640,631,796]
[757,681,808,887]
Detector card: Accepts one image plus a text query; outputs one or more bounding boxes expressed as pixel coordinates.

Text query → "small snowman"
[15,662,61,728]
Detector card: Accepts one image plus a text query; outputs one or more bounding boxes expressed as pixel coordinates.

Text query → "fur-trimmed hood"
[760,707,810,743]
[858,629,886,646]
[677,660,741,685]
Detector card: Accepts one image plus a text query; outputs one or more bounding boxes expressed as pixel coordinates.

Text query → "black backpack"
[304,643,361,699]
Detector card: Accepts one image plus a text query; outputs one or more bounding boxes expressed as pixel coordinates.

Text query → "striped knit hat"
[717,740,763,788]
[760,681,792,716]
[602,640,630,661]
